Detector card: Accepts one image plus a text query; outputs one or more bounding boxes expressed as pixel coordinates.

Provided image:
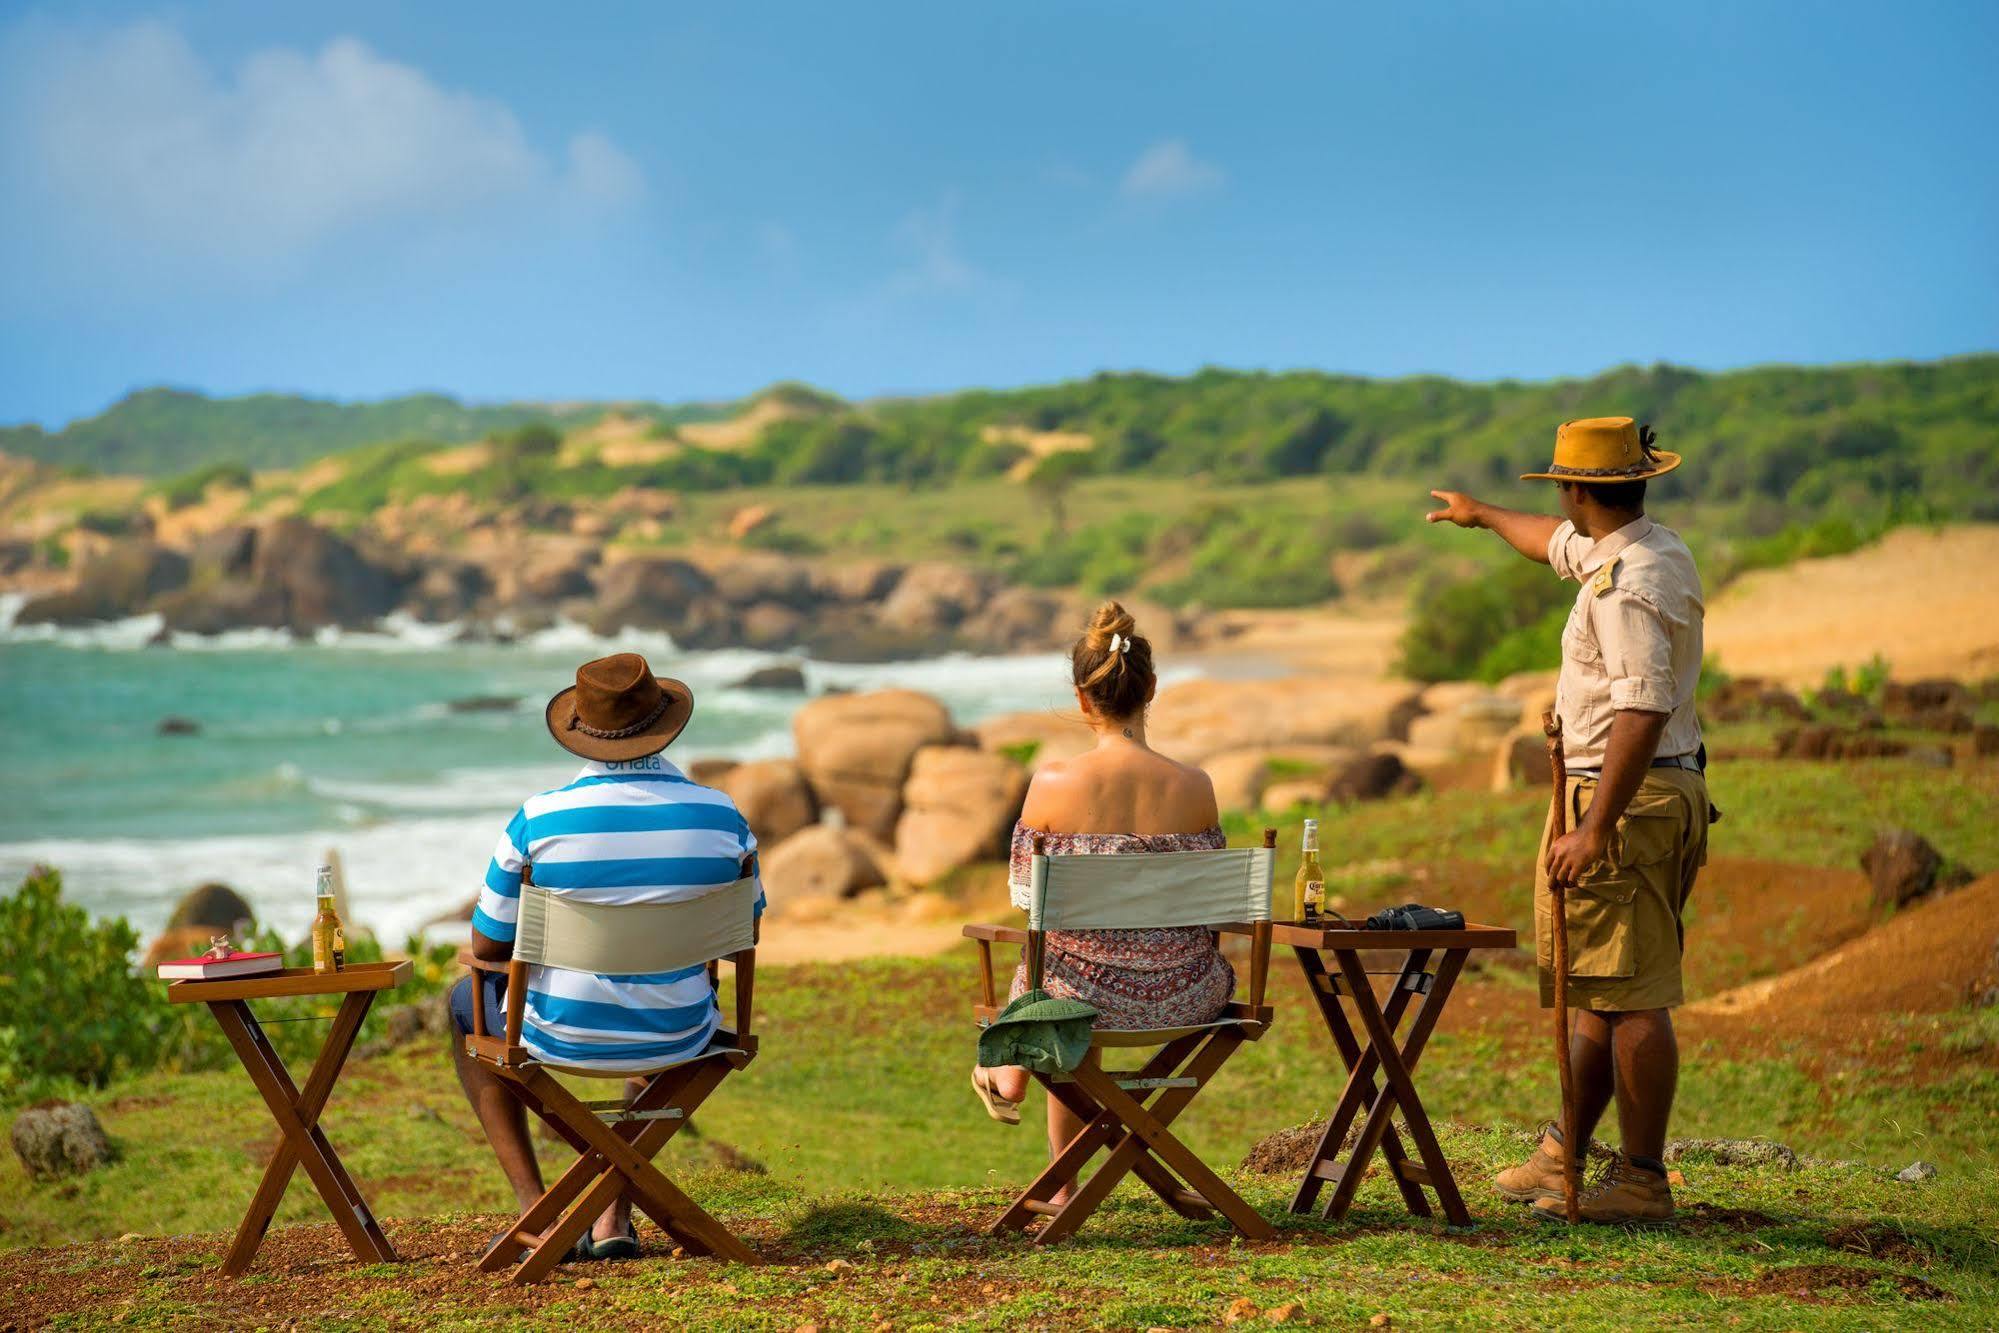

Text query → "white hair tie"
[1108,633,1128,654]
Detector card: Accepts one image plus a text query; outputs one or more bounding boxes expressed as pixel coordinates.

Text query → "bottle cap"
[316,864,334,895]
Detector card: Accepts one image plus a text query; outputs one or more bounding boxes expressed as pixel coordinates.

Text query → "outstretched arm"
[1426,491,1561,564]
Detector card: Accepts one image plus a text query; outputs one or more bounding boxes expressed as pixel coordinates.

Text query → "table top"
[166,958,413,1004]
[1222,921,1518,951]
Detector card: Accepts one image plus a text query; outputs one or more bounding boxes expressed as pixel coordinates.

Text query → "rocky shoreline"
[2,511,1165,662]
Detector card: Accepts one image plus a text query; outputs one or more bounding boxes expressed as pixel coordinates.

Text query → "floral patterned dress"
[1006,822,1236,1030]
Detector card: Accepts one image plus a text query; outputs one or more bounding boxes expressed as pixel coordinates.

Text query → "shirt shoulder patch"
[1591,555,1620,598]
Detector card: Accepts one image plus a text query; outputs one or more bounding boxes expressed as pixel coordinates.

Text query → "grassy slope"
[4,751,1997,1326]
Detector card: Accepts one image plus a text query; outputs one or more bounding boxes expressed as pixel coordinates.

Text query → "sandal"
[586,1224,641,1261]
[971,1068,1021,1125]
[486,1230,592,1265]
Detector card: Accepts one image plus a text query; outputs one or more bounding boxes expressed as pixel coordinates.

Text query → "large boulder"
[894,747,1030,884]
[959,586,1072,653]
[706,553,821,611]
[1406,690,1525,754]
[155,518,403,633]
[792,690,961,839]
[730,663,808,692]
[1202,745,1361,814]
[811,560,903,604]
[1882,679,1971,720]
[738,601,807,651]
[167,882,255,932]
[1147,677,1415,765]
[760,825,890,906]
[1860,829,1959,910]
[405,560,491,621]
[973,711,1093,773]
[589,555,715,635]
[1491,726,1556,791]
[875,562,992,636]
[16,540,189,625]
[1326,751,1421,803]
[250,516,404,628]
[715,759,818,850]
[10,1102,114,1179]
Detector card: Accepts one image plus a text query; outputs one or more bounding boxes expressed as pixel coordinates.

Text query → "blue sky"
[1,1,1994,428]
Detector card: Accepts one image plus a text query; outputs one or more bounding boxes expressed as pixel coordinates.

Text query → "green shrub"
[1472,604,1566,682]
[152,460,253,511]
[0,866,160,1096]
[1398,561,1568,682]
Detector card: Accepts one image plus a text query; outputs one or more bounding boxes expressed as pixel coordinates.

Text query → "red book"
[157,950,284,981]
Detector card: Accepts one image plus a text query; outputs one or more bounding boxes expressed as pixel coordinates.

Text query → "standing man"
[1426,417,1710,1225]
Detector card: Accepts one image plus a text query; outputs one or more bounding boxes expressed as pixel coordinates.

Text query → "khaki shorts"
[1535,768,1709,1012]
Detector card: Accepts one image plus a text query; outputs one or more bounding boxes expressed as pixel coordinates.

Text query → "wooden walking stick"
[1542,710,1581,1224]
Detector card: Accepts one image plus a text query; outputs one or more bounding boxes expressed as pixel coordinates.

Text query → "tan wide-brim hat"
[1520,416,1681,482]
[544,652,694,762]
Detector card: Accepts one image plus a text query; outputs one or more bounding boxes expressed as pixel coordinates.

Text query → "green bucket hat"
[977,989,1099,1076]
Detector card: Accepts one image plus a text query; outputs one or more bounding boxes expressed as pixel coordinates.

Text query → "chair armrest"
[458,950,509,975]
[962,923,1029,944]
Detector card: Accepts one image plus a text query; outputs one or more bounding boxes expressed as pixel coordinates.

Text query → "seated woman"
[971,601,1230,1194]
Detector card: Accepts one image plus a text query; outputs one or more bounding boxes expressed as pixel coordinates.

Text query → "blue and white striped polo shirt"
[471,755,764,1072]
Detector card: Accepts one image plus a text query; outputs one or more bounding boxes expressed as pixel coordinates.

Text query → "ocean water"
[0,596,1112,945]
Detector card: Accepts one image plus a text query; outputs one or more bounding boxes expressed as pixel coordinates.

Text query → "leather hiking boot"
[1534,1154,1676,1225]
[1494,1122,1570,1203]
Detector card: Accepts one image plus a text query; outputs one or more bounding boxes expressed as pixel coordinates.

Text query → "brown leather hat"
[543,652,694,762]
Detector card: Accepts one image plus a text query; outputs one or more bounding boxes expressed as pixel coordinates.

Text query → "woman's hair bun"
[1071,599,1156,720]
[1084,600,1138,651]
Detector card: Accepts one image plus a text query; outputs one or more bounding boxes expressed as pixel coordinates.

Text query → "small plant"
[0,866,162,1096]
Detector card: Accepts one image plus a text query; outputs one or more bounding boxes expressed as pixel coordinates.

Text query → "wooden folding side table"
[167,960,411,1274]
[1262,921,1515,1228]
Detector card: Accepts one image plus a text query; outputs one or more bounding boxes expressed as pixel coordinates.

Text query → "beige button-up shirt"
[1547,516,1705,770]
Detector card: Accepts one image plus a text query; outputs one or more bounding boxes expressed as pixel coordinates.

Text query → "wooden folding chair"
[462,870,762,1283]
[965,828,1278,1244]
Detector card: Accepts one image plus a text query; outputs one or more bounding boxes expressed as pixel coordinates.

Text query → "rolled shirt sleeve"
[471,806,530,941]
[1547,520,1593,582]
[1595,590,1677,715]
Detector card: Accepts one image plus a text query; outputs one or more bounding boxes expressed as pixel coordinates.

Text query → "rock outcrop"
[792,690,961,840]
[760,825,891,906]
[17,540,188,625]
[10,1102,114,1179]
[894,747,1030,884]
[715,759,818,850]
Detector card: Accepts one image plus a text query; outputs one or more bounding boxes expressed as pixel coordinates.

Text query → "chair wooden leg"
[481,1058,743,1280]
[525,1069,759,1269]
[991,1037,1201,1235]
[1066,1046,1274,1242]
[1044,1063,1210,1219]
[1035,1033,1268,1244]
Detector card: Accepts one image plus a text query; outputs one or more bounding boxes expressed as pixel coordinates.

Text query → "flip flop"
[586,1224,641,1261]
[971,1068,1021,1125]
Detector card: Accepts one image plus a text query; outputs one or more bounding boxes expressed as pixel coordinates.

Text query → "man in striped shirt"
[447,653,763,1261]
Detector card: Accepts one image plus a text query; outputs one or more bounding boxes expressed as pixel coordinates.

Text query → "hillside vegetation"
[0,387,729,477]
[11,358,1997,511]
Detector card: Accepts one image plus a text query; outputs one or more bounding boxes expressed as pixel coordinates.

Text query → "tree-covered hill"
[7,357,1996,522]
[0,387,728,477]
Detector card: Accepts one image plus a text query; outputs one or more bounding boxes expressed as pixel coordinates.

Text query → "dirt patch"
[1690,873,1999,1025]
[1702,1262,1949,1304]
[1682,1203,1781,1232]
[1826,1221,1933,1267]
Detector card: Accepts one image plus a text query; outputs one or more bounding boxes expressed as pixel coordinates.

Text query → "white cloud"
[0,19,644,271]
[887,194,987,295]
[1119,138,1224,200]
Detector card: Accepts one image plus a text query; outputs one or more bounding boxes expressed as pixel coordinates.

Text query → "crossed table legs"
[207,991,397,1275]
[1287,944,1475,1227]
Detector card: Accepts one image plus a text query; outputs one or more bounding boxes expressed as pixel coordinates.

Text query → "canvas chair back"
[513,877,759,976]
[1026,847,1274,933]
